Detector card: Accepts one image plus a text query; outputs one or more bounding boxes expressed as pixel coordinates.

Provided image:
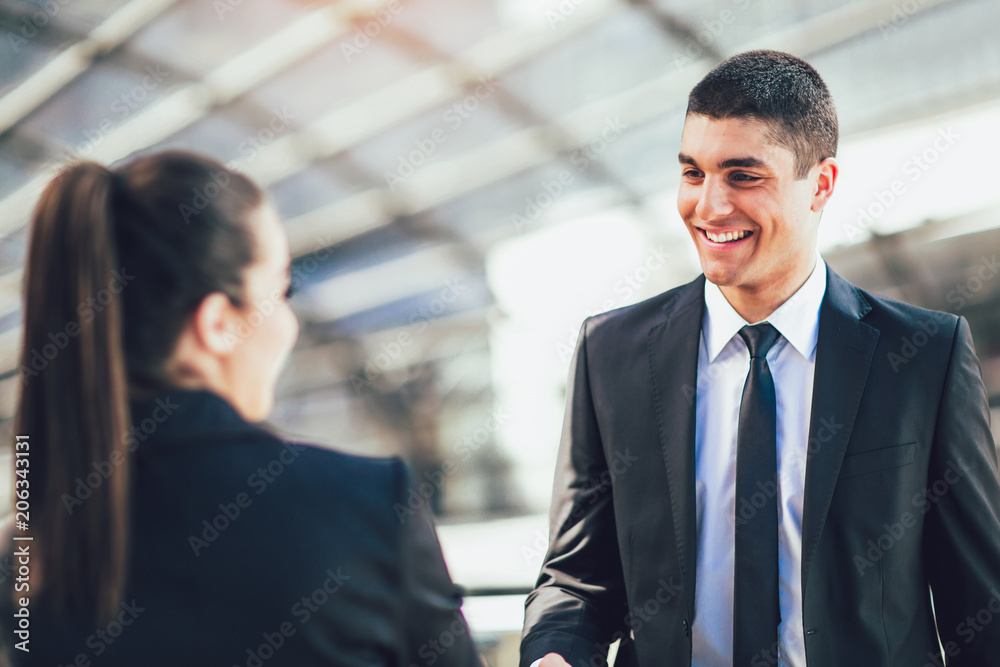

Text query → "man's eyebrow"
[678,154,771,170]
[718,156,769,169]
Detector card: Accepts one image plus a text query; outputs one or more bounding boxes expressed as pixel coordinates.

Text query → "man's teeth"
[705,229,750,243]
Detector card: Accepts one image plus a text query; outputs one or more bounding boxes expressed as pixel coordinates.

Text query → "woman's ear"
[191,292,240,355]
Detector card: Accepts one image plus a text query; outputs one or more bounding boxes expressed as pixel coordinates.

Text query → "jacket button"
[682,619,690,636]
[805,628,817,636]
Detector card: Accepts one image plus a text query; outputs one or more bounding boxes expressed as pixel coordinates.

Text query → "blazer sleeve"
[520,319,629,667]
[923,315,1000,665]
[393,459,482,667]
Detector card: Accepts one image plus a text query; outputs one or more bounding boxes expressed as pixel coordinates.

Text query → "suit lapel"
[647,274,705,621]
[799,264,880,596]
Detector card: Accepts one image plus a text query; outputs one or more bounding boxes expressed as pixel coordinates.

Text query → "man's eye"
[683,169,703,178]
[731,173,760,182]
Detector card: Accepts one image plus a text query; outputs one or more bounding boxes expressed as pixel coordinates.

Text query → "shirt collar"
[702,250,827,363]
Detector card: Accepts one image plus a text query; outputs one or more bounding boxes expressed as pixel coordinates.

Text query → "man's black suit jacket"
[521,262,1000,666]
[2,386,480,666]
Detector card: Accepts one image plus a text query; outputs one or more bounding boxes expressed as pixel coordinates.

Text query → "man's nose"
[695,175,734,221]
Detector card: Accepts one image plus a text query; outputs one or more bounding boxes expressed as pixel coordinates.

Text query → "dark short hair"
[686,50,838,179]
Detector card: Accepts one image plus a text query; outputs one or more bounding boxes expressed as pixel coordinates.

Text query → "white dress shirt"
[691,252,826,667]
[530,253,826,667]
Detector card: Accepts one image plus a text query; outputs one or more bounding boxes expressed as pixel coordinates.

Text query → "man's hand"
[537,654,571,667]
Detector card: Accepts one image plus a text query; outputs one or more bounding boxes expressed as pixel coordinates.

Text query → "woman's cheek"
[280,305,299,353]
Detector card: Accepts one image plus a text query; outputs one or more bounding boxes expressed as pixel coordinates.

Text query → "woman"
[1,151,481,666]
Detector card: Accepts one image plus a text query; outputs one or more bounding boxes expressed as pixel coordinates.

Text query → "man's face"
[677,114,829,293]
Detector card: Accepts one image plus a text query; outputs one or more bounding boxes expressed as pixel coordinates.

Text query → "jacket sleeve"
[520,319,629,667]
[394,459,482,667]
[923,315,1000,665]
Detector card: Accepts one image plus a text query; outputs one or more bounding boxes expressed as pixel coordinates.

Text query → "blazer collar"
[127,385,276,451]
[648,262,879,619]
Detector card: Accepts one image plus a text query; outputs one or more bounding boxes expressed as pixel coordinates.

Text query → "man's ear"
[191,292,239,355]
[811,157,838,213]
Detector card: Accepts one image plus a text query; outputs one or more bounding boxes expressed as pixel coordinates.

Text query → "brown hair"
[14,151,263,622]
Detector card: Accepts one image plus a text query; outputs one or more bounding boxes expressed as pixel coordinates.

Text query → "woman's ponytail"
[15,162,131,624]
[11,150,262,624]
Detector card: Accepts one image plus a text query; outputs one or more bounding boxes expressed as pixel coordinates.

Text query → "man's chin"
[699,261,745,287]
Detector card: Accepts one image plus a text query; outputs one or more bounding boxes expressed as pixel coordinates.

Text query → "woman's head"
[112,153,299,420]
[16,150,298,621]
[26,150,299,419]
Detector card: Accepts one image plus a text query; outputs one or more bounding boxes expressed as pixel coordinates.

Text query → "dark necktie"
[733,322,781,666]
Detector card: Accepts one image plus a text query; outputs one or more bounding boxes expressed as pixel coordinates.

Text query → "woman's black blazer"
[2,386,480,666]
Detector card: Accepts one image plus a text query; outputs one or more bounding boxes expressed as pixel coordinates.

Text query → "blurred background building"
[1,0,999,663]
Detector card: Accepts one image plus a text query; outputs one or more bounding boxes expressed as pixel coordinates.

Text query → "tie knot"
[738,322,781,359]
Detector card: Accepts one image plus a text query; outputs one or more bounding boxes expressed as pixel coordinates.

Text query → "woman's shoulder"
[276,443,413,523]
[132,437,414,584]
[264,440,408,498]
[145,431,409,506]
[130,386,411,502]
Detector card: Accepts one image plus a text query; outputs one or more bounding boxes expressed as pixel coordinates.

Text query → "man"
[520,50,1000,667]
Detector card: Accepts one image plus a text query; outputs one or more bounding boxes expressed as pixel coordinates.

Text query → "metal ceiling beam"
[0,0,181,137]
[0,0,629,240]
[0,0,631,347]
[0,0,413,242]
[0,0,979,379]
[626,0,724,62]
[278,0,965,261]
[238,0,628,187]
